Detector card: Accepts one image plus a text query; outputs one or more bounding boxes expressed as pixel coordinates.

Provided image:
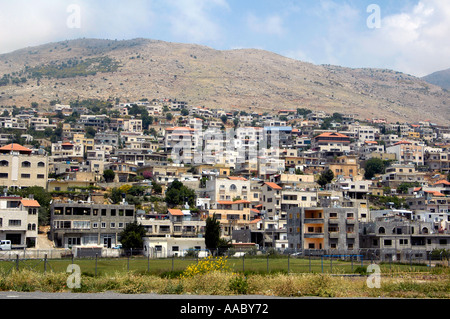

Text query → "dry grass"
[1,268,448,298]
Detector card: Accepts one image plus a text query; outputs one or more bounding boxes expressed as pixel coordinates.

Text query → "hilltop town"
[0,97,449,262]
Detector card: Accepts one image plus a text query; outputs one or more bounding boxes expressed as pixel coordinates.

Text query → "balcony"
[304,218,324,224]
[346,232,357,238]
[304,232,324,238]
[329,231,340,239]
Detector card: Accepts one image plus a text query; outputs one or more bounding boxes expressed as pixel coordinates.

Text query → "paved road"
[0,291,285,299]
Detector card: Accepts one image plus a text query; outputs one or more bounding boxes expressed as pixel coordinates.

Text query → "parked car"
[0,240,12,251]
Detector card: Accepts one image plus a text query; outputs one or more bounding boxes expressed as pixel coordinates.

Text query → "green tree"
[317,169,334,188]
[397,182,420,194]
[221,115,228,124]
[118,222,146,250]
[364,158,386,180]
[164,180,196,208]
[103,169,115,183]
[151,181,162,194]
[10,186,52,226]
[205,214,221,252]
[85,126,97,139]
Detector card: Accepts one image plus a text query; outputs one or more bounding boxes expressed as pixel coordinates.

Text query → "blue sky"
[0,0,449,76]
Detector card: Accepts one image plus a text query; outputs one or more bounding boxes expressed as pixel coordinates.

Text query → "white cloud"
[246,13,285,36]
[0,0,156,54]
[361,0,450,76]
[165,0,230,44]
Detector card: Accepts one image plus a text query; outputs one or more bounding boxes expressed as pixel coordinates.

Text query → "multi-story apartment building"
[287,206,359,254]
[94,132,120,148]
[0,144,48,190]
[407,191,450,215]
[327,155,360,178]
[264,126,294,149]
[50,201,136,249]
[386,140,425,166]
[347,124,380,146]
[260,182,319,220]
[0,117,27,130]
[123,119,143,133]
[50,141,84,163]
[28,117,56,131]
[164,126,199,164]
[359,213,450,262]
[0,196,40,248]
[208,200,253,240]
[138,209,205,239]
[205,176,251,207]
[425,150,450,173]
[381,163,426,188]
[312,132,351,156]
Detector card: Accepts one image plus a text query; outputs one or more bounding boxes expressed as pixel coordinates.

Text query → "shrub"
[229,275,249,295]
[181,256,230,278]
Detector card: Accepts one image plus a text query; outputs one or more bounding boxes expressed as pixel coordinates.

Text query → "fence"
[0,250,446,277]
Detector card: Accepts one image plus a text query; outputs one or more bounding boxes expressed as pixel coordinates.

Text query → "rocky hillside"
[423,68,450,91]
[0,38,448,125]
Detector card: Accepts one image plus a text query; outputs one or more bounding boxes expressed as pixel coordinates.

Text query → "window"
[21,161,31,168]
[9,220,21,227]
[37,174,45,179]
[384,239,392,246]
[37,162,45,168]
[0,160,8,167]
[0,173,8,179]
[73,221,90,229]
[21,174,30,179]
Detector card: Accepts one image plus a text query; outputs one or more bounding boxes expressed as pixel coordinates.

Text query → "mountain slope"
[0,38,448,125]
[423,68,450,90]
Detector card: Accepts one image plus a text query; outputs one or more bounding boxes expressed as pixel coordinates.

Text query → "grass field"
[0,256,448,297]
[0,255,440,276]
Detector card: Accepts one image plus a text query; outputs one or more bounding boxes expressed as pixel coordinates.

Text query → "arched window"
[0,160,9,167]
[22,161,31,168]
[230,184,237,192]
[378,227,385,234]
[422,227,429,234]
[37,162,45,168]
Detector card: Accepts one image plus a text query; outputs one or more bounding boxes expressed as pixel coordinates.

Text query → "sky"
[0,0,449,77]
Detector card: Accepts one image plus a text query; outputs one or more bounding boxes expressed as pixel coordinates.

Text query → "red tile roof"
[264,182,282,190]
[434,180,450,186]
[0,144,32,152]
[316,132,349,139]
[168,209,184,216]
[21,199,40,207]
[228,176,248,181]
